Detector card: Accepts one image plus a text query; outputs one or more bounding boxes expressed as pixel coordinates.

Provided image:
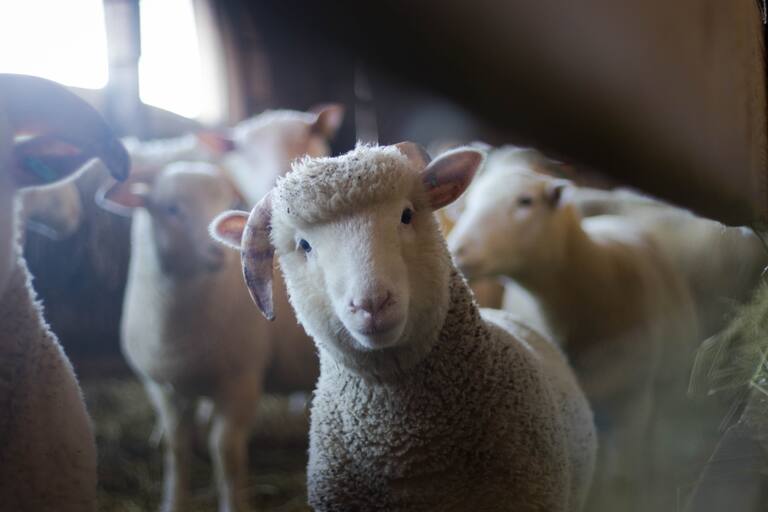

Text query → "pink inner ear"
[215,213,247,247]
[310,104,345,137]
[421,150,482,209]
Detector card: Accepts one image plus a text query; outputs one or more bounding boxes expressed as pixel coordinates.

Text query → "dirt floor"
[82,377,312,512]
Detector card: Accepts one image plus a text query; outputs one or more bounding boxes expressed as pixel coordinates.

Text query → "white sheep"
[569,186,768,339]
[211,143,596,511]
[95,106,343,512]
[99,162,264,512]
[0,73,129,512]
[446,167,701,511]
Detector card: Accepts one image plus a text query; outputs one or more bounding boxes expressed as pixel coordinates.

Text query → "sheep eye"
[401,208,413,225]
[517,196,533,207]
[165,204,181,216]
[299,239,312,253]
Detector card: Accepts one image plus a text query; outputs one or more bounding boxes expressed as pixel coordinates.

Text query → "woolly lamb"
[447,168,700,511]
[0,74,129,512]
[100,162,267,512]
[211,143,596,512]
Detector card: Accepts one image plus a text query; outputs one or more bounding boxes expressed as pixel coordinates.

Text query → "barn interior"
[2,1,767,511]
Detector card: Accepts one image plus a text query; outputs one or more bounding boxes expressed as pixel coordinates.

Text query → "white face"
[148,167,240,277]
[277,197,448,352]
[448,172,567,280]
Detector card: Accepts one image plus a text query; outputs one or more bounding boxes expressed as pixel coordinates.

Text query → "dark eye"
[517,196,533,207]
[165,204,181,216]
[401,208,413,224]
[299,239,312,253]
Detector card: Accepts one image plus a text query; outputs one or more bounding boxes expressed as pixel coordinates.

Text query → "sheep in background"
[0,74,129,512]
[479,145,768,340]
[447,165,706,511]
[212,143,596,512]
[99,162,267,512]
[90,105,343,512]
[569,186,768,339]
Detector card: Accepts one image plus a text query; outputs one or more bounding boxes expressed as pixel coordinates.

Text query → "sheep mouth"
[351,318,406,349]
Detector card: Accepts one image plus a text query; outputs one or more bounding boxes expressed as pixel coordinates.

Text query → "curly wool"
[307,271,595,512]
[274,144,417,224]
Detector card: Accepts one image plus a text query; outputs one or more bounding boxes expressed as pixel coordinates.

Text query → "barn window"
[0,0,109,89]
[139,0,211,120]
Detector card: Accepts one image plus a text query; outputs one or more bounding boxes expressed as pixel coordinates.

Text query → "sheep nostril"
[351,291,393,316]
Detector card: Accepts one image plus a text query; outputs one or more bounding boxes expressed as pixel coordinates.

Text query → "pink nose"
[350,291,393,316]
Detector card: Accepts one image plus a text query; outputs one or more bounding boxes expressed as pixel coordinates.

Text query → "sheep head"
[447,164,572,280]
[99,162,241,278]
[211,142,483,376]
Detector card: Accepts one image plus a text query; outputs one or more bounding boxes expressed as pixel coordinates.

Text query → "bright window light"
[0,0,109,89]
[139,0,204,119]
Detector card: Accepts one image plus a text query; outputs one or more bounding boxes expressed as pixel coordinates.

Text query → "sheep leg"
[145,381,195,512]
[209,377,261,512]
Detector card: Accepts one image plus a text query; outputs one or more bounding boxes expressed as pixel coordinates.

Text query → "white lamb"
[211,143,596,512]
[0,73,129,512]
[96,105,342,512]
[99,162,267,512]
[446,168,700,511]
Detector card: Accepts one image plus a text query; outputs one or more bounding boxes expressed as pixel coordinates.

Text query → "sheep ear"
[309,104,345,138]
[241,193,275,321]
[545,179,570,208]
[396,141,432,170]
[421,148,484,210]
[210,210,249,250]
[95,179,151,217]
[1,74,130,186]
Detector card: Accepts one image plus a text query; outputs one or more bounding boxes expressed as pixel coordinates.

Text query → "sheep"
[446,167,703,511]
[98,162,261,512]
[211,142,596,512]
[568,186,768,339]
[0,73,129,512]
[480,145,768,339]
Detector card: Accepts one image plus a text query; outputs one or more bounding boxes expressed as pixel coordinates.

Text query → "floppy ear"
[545,179,570,208]
[1,74,130,187]
[210,210,249,250]
[309,104,345,138]
[420,147,484,210]
[95,179,151,217]
[241,193,275,321]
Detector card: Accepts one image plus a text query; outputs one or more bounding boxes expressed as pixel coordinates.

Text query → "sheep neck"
[512,214,642,349]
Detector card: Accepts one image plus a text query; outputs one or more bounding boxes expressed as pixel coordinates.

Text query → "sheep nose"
[350,290,393,316]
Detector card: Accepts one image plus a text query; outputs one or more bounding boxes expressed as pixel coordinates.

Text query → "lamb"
[0,73,129,512]
[446,168,701,511]
[480,145,768,339]
[211,143,596,511]
[568,186,768,339]
[99,162,265,512]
